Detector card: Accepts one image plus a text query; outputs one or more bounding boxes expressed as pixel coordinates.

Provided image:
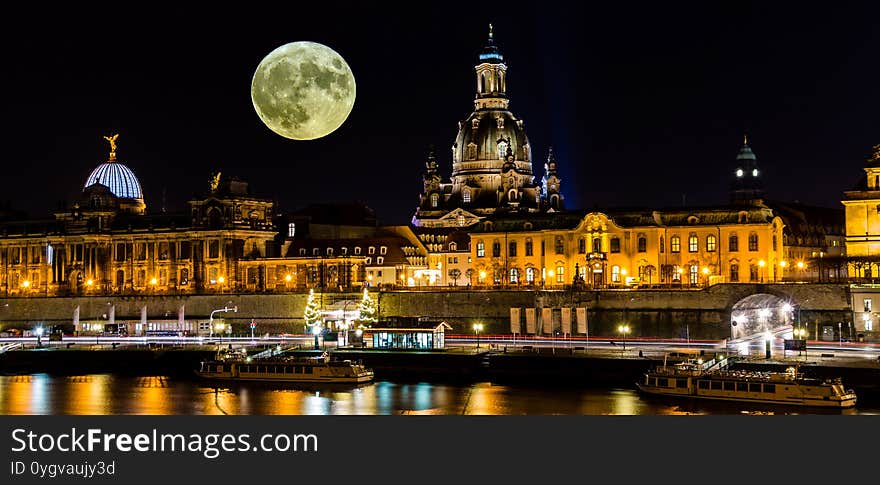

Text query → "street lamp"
[209,305,238,339]
[35,326,43,348]
[793,327,808,359]
[758,260,766,282]
[617,324,630,352]
[473,323,484,349]
[312,324,322,350]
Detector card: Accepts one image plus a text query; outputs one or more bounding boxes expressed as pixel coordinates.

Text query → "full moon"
[251,41,356,140]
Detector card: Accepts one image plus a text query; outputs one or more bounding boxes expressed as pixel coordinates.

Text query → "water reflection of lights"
[30,373,49,414]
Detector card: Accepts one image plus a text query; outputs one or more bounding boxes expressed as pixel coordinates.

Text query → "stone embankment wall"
[0,284,855,340]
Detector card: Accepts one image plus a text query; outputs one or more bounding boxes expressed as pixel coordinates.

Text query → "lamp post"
[764,331,773,359]
[617,324,630,352]
[793,327,807,360]
[209,305,238,339]
[473,323,484,349]
[35,326,43,348]
[758,260,766,283]
[312,324,322,350]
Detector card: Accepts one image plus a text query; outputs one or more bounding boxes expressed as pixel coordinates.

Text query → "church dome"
[453,110,532,172]
[84,160,143,199]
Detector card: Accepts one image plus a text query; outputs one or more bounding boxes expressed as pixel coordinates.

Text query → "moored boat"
[636,357,857,408]
[196,351,374,384]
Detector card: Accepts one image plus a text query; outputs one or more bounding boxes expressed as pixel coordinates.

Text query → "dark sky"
[2,2,878,225]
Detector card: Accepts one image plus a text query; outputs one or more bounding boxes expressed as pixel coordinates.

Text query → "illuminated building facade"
[842,144,880,278]
[467,207,785,288]
[0,142,277,297]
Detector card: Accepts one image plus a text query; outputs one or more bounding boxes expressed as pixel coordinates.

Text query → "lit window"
[477,242,485,257]
[555,266,564,283]
[299,248,306,256]
[707,235,716,252]
[526,267,535,283]
[380,246,387,255]
[288,222,295,238]
[430,193,439,208]
[748,233,758,251]
[463,189,471,203]
[865,299,872,312]
[689,265,699,285]
[688,235,698,253]
[612,265,620,283]
[509,268,519,283]
[670,236,681,253]
[355,247,361,255]
[457,215,466,226]
[369,247,375,255]
[377,257,384,265]
[450,242,457,251]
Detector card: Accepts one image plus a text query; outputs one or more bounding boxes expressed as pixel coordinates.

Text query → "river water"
[1,374,877,415]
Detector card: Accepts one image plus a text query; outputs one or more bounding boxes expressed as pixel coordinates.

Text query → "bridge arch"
[729,293,797,340]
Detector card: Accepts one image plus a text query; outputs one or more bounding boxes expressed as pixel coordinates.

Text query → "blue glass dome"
[84,161,143,199]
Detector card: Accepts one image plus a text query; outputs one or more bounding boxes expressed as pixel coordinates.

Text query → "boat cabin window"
[304,366,313,374]
[749,383,762,393]
[763,384,775,393]
[711,381,723,390]
[698,380,709,390]
[736,382,748,392]
[676,379,688,388]
[723,381,735,391]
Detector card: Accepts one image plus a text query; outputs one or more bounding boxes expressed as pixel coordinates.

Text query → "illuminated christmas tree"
[304,288,321,327]
[358,288,378,324]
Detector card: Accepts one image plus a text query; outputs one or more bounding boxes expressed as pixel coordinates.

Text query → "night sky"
[2,2,879,225]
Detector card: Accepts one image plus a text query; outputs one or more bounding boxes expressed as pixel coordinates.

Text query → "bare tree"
[449,268,461,286]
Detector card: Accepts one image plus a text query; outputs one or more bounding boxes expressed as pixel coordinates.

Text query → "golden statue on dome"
[210,172,222,192]
[103,133,119,161]
[870,144,880,164]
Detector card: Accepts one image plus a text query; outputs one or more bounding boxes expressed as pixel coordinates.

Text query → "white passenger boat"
[196,351,374,384]
[636,358,857,408]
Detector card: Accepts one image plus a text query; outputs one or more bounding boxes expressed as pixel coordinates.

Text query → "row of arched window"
[297,246,387,257]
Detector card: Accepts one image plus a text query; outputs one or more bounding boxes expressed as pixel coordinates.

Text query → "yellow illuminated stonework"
[842,145,880,276]
[468,208,784,288]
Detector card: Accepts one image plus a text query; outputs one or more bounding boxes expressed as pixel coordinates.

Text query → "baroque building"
[0,137,277,297]
[413,26,563,228]
[463,137,851,288]
[842,144,880,277]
